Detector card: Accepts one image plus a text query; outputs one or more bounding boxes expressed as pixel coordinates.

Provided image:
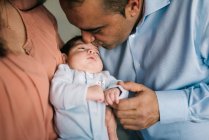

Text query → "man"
[59,0,209,139]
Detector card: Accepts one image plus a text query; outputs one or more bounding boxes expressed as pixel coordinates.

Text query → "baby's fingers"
[110,93,119,104]
[105,94,113,105]
[115,92,120,104]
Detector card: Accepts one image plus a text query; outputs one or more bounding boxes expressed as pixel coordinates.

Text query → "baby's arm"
[86,85,104,102]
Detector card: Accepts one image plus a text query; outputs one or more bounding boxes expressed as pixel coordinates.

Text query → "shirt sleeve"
[157,1,209,124]
[156,83,209,124]
[50,65,88,110]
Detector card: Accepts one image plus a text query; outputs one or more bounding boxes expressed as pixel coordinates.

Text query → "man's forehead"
[67,6,107,30]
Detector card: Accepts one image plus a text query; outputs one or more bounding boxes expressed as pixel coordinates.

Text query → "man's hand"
[112,81,160,130]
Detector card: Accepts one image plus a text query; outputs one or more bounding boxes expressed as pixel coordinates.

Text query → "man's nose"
[81,31,95,43]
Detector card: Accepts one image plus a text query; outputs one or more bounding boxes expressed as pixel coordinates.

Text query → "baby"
[50,36,128,140]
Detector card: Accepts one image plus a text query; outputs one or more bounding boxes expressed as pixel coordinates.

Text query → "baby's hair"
[60,35,82,55]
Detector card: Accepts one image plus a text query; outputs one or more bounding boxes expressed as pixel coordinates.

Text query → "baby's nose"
[87,49,96,54]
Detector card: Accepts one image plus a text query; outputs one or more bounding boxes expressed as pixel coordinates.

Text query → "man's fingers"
[115,109,137,119]
[120,118,141,130]
[119,118,151,130]
[122,124,141,130]
[112,97,139,110]
[120,118,137,126]
[118,81,145,92]
[119,118,144,130]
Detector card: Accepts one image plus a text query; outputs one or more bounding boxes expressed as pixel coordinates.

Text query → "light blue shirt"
[100,0,209,139]
[50,64,128,140]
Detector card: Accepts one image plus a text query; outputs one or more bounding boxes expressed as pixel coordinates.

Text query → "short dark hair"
[60,36,82,55]
[103,0,128,16]
[67,0,128,16]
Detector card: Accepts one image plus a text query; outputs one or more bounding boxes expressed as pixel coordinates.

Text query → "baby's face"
[66,40,103,73]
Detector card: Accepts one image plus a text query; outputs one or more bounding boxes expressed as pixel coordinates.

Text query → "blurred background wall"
[44,0,80,43]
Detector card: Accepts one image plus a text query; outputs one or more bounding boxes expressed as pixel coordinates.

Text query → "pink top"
[0,4,63,140]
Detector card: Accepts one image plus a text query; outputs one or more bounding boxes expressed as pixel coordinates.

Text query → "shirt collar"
[131,0,170,34]
[144,0,171,17]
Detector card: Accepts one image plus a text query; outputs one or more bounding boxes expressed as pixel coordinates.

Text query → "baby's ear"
[62,53,67,63]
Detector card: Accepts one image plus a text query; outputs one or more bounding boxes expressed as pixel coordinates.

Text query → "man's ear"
[62,53,67,63]
[125,0,142,18]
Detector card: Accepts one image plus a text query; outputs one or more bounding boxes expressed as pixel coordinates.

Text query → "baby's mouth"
[88,56,96,60]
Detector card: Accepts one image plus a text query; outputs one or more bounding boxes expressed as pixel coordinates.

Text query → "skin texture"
[65,40,103,73]
[60,0,160,132]
[59,0,141,49]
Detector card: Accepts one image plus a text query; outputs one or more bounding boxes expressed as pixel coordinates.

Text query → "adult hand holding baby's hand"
[87,85,104,102]
[112,81,159,130]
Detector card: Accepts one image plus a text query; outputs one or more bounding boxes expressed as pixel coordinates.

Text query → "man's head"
[60,0,127,15]
[61,36,103,73]
[60,0,143,49]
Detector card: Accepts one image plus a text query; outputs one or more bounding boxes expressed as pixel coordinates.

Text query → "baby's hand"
[87,85,104,102]
[104,88,120,105]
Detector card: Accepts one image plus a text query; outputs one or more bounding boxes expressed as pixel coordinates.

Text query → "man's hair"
[60,36,82,55]
[68,0,128,16]
[103,0,128,15]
